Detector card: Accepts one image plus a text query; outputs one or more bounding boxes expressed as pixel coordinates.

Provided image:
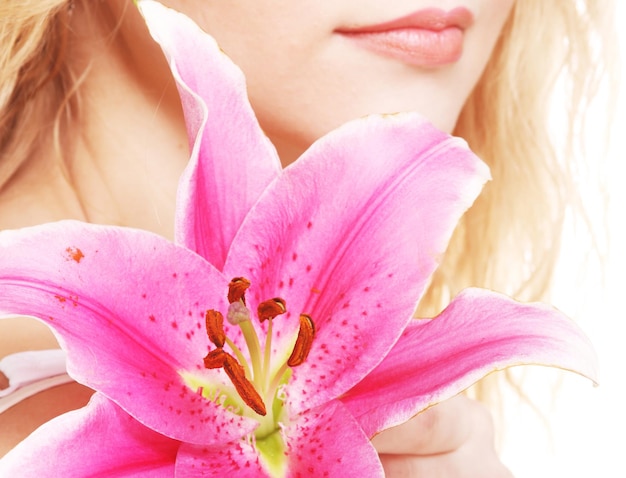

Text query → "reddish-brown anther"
[227,277,251,304]
[257,297,287,323]
[203,348,227,369]
[222,353,267,416]
[288,314,316,367]
[205,310,226,348]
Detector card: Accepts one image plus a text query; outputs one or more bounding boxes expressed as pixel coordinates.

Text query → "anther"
[203,347,227,369]
[205,310,226,348]
[257,297,287,323]
[222,353,267,416]
[228,277,251,304]
[287,314,316,367]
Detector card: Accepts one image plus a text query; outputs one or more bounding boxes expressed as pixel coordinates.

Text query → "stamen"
[228,277,251,304]
[287,314,316,367]
[205,310,226,348]
[222,352,267,416]
[203,348,266,415]
[257,298,287,323]
[200,278,316,424]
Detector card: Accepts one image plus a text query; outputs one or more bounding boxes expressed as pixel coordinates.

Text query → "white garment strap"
[0,349,72,414]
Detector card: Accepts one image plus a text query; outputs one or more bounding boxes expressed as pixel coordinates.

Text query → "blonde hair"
[426,1,618,403]
[439,0,616,306]
[0,1,78,188]
[0,1,619,398]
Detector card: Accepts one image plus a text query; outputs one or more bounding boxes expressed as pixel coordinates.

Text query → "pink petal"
[176,402,385,477]
[0,222,256,444]
[175,441,267,477]
[224,114,489,413]
[0,393,179,477]
[140,1,282,269]
[341,288,599,437]
[283,401,384,477]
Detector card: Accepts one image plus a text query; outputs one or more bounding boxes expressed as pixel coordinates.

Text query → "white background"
[500,5,625,477]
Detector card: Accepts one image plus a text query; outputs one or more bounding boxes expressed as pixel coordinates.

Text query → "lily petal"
[175,402,385,478]
[224,114,489,412]
[0,393,179,477]
[283,401,385,477]
[140,1,282,269]
[341,288,599,438]
[175,441,267,477]
[0,222,256,444]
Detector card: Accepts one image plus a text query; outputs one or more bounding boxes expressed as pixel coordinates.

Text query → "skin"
[161,0,515,164]
[0,0,516,475]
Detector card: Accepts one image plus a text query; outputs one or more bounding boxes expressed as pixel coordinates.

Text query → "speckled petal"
[174,402,385,477]
[175,441,267,477]
[283,401,384,477]
[341,288,599,437]
[0,222,256,445]
[0,393,179,477]
[224,114,489,413]
[141,1,282,270]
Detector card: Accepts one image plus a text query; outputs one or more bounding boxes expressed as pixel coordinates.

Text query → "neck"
[67,0,190,240]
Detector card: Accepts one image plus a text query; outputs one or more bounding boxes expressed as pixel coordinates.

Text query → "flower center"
[202,277,315,438]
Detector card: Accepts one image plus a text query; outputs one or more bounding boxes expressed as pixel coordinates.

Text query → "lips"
[336,7,474,68]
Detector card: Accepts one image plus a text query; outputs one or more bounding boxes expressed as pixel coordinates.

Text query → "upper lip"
[336,7,474,34]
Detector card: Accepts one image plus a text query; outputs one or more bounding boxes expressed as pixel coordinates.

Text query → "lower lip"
[339,27,464,68]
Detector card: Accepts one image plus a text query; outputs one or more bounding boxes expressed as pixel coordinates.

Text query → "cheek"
[471,0,516,53]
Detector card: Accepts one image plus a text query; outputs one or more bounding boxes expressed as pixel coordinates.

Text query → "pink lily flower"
[0,2,597,477]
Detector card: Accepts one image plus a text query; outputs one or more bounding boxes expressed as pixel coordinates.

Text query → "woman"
[0,0,616,475]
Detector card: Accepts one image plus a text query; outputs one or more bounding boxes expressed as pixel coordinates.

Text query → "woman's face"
[163,1,515,162]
